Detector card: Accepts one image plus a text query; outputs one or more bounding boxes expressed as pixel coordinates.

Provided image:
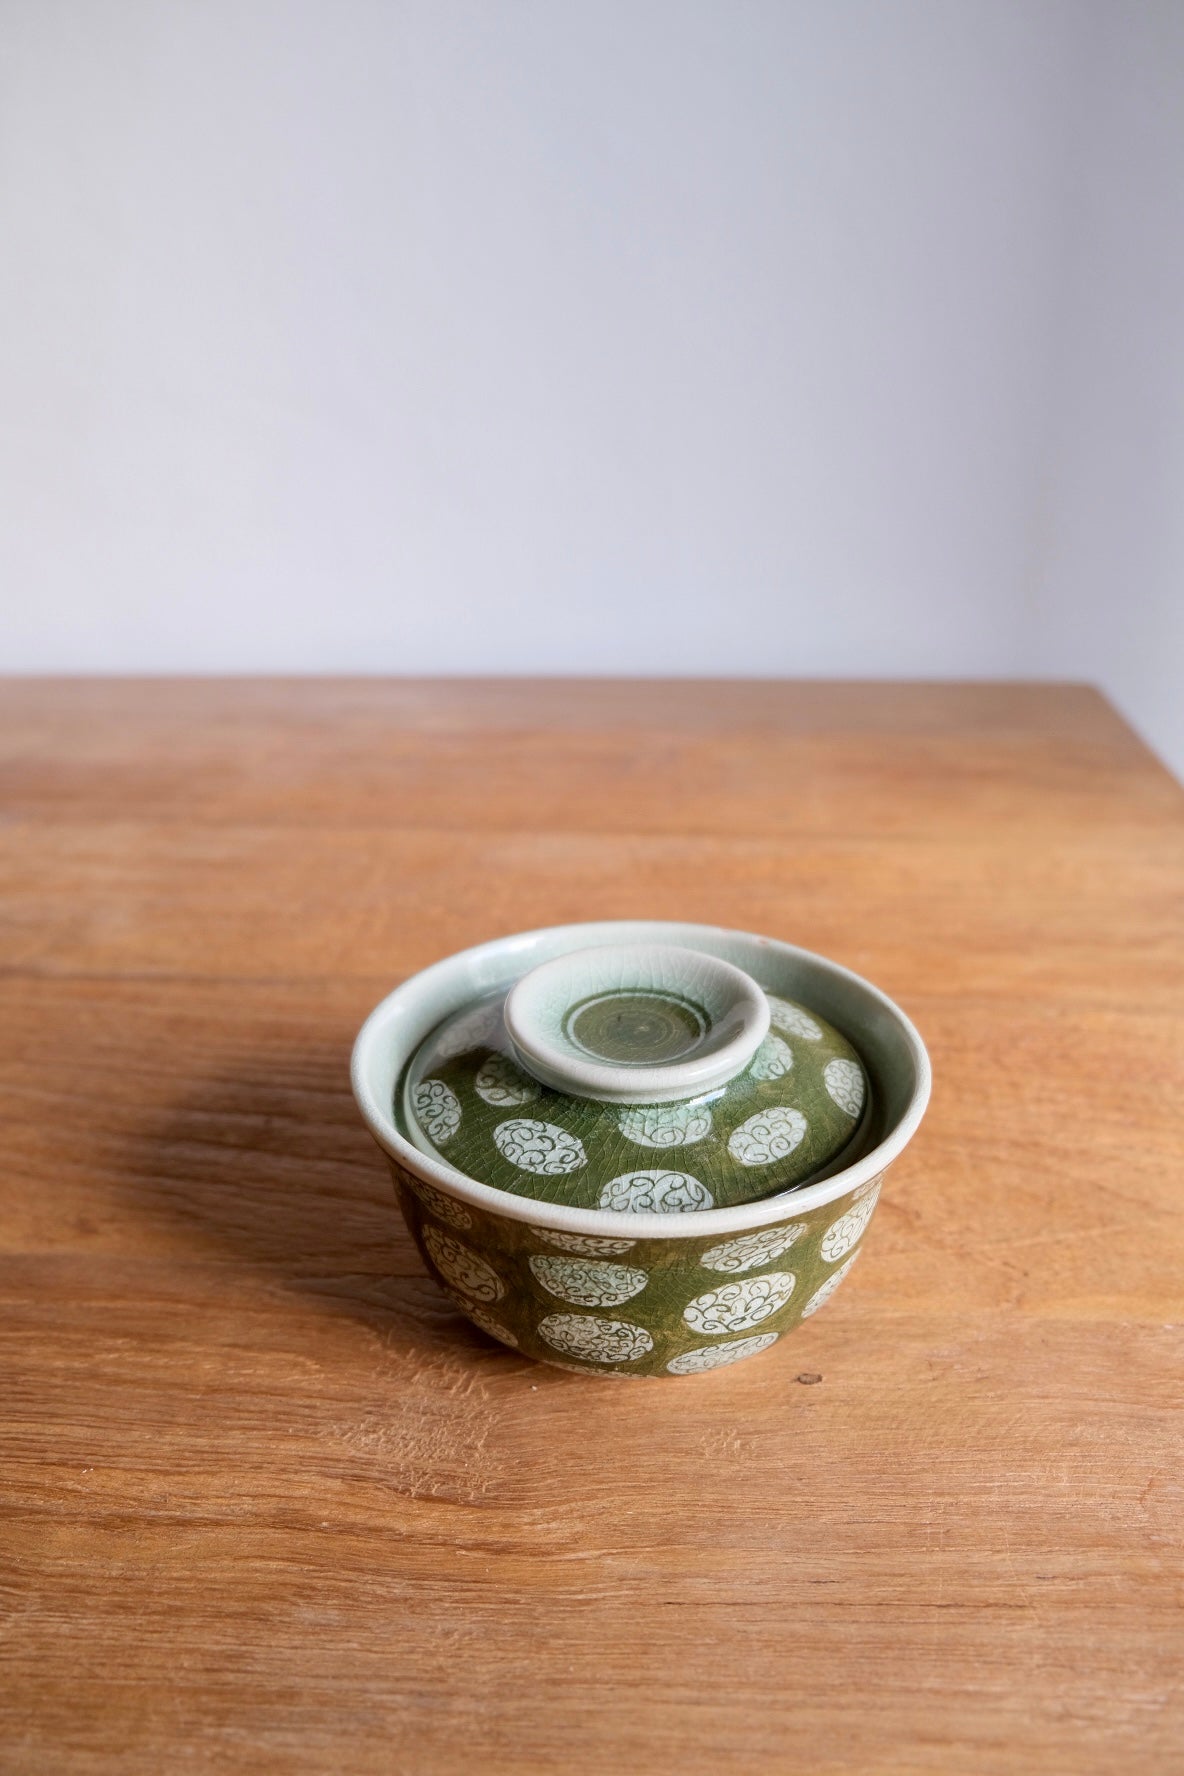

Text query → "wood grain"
[1,679,1181,1775]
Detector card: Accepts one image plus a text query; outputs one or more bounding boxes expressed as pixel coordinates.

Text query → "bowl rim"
[350,919,931,1240]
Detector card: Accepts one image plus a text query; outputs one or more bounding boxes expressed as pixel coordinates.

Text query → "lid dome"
[399,940,869,1211]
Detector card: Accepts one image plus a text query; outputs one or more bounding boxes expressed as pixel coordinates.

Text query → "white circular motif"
[421,1226,504,1303]
[765,995,823,1040]
[800,1251,860,1318]
[700,1223,806,1273]
[820,1181,881,1263]
[412,1078,462,1146]
[464,1304,519,1347]
[529,1255,649,1307]
[537,1315,654,1363]
[683,1271,796,1335]
[728,1106,808,1167]
[474,1052,542,1108]
[617,1103,713,1149]
[747,1033,795,1081]
[530,1228,637,1256]
[597,1170,714,1213]
[667,1333,780,1374]
[409,1178,472,1230]
[431,999,508,1061]
[824,1056,865,1118]
[493,1119,586,1176]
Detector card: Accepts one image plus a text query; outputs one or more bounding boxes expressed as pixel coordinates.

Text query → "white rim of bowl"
[350,920,931,1241]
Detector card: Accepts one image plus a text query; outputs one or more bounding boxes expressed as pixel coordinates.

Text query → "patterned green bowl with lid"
[351,922,930,1379]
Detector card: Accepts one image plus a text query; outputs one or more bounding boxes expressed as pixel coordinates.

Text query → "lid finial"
[503,943,771,1104]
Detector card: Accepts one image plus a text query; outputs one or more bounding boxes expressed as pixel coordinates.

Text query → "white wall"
[1033,1,1184,780]
[0,3,1180,775]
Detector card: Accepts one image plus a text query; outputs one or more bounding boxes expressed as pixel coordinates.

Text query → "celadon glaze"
[501,943,771,1102]
[400,973,869,1209]
[350,921,931,1380]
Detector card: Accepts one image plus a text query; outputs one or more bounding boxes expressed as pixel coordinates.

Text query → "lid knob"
[503,943,771,1104]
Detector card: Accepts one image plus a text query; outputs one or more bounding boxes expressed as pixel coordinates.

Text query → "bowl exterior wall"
[389,1155,885,1378]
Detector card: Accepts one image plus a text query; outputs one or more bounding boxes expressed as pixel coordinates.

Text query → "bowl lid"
[398,939,870,1211]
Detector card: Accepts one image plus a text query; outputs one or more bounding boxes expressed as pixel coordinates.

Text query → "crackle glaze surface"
[391,1159,885,1377]
[401,988,868,1210]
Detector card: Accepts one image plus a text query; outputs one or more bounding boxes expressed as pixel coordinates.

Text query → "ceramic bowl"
[351,921,931,1379]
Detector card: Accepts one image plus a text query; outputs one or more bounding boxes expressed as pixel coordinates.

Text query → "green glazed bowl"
[351,922,931,1379]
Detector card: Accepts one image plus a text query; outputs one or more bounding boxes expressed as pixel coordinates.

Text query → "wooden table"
[3,679,1181,1775]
